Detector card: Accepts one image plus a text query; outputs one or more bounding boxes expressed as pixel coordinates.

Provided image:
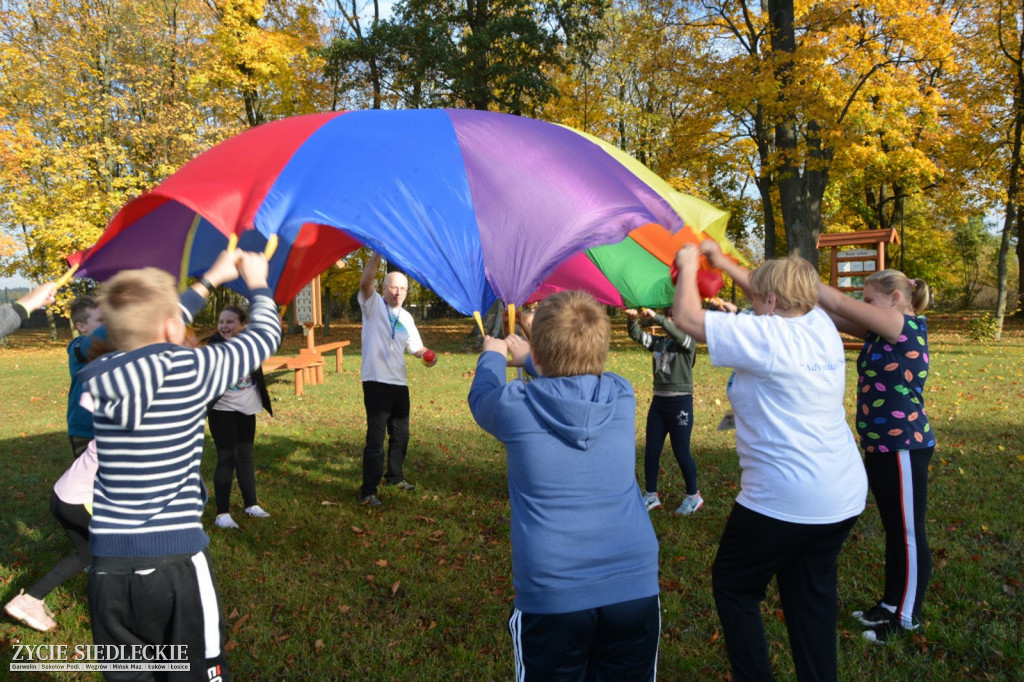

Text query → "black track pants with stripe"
[508,595,660,681]
[89,550,230,681]
[865,446,933,628]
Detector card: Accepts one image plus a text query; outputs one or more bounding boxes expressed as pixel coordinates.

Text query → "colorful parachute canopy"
[532,200,736,308]
[69,109,736,315]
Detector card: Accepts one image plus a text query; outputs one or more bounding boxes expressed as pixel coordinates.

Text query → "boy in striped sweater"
[79,251,280,681]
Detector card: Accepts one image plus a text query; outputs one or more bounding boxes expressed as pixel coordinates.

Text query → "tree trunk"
[46,307,58,341]
[465,0,492,110]
[997,50,1024,333]
[756,175,777,259]
[768,0,826,265]
[369,0,382,108]
[753,102,777,258]
[1016,204,1024,317]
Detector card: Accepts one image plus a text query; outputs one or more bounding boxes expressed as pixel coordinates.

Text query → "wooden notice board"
[291,275,322,327]
[817,229,900,298]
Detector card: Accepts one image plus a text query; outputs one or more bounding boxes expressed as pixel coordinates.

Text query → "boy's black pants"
[509,595,660,681]
[89,550,229,681]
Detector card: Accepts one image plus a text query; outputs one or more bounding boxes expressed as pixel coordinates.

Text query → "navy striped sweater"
[80,289,281,558]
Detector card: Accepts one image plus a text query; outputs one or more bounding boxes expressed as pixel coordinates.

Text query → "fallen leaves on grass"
[232,613,251,633]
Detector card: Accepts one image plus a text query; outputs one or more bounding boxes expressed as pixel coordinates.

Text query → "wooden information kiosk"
[817,228,900,348]
[818,228,900,296]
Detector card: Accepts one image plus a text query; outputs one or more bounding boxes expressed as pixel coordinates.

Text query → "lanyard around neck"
[388,309,400,339]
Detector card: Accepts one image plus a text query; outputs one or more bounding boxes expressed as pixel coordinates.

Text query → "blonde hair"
[99,268,180,350]
[865,270,930,315]
[749,257,819,315]
[530,290,609,377]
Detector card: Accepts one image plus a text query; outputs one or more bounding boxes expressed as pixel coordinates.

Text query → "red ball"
[422,349,436,364]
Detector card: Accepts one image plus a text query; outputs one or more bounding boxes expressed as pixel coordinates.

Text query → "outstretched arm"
[360,252,381,300]
[1,282,58,339]
[817,282,905,343]
[181,250,242,321]
[468,337,511,435]
[701,240,752,299]
[654,313,696,351]
[17,282,58,313]
[671,245,708,342]
[624,309,653,348]
[200,251,281,398]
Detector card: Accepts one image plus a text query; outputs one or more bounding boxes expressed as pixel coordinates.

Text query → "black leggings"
[643,394,697,495]
[208,410,258,515]
[27,491,91,600]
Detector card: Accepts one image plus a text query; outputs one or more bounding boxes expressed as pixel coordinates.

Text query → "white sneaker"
[4,590,57,632]
[642,490,662,511]
[244,505,270,518]
[215,513,240,529]
[675,492,704,515]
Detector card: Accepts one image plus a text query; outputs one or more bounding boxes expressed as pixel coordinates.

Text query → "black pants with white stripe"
[865,446,933,628]
[89,550,230,681]
[508,595,660,681]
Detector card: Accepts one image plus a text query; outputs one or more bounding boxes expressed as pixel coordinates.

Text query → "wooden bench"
[302,340,351,373]
[261,357,290,372]
[262,355,325,397]
[261,339,350,397]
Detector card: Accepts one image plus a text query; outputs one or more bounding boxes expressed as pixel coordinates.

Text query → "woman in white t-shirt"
[672,241,867,682]
[206,305,273,529]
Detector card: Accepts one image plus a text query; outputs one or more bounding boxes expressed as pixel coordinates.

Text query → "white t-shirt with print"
[358,289,423,386]
[705,306,867,524]
[211,374,263,415]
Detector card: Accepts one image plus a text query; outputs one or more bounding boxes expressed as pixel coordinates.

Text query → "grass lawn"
[1,312,1022,680]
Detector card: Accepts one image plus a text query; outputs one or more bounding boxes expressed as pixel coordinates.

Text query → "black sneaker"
[852,602,895,627]
[360,495,382,507]
[863,617,920,644]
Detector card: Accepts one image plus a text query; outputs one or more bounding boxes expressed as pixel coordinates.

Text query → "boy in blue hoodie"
[468,290,660,680]
[79,251,280,681]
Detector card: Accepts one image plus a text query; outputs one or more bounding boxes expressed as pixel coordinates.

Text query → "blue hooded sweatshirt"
[468,351,659,614]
